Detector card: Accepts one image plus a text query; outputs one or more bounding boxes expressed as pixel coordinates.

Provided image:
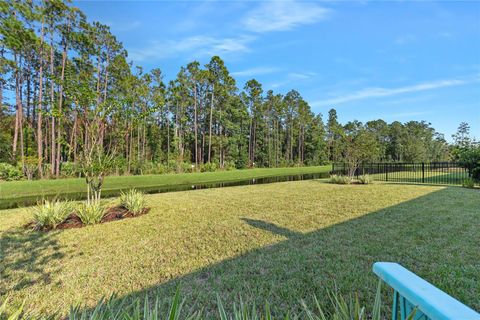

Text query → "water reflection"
[1,172,330,209]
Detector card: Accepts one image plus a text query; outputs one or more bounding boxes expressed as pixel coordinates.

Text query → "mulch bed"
[27,206,151,232]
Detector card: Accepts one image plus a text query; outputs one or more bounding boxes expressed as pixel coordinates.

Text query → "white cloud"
[310,77,478,107]
[128,35,254,62]
[266,71,317,89]
[231,67,280,77]
[127,1,332,63]
[288,72,317,80]
[243,1,330,33]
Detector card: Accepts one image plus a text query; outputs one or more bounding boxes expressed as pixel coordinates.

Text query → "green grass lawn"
[0,166,330,209]
[1,181,478,316]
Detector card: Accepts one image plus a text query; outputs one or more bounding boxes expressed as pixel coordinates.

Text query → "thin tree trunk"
[208,84,214,163]
[248,118,253,165]
[166,104,170,163]
[219,102,223,168]
[50,37,55,176]
[252,123,256,165]
[193,84,198,168]
[128,126,133,173]
[70,106,78,162]
[12,54,20,159]
[56,22,70,177]
[18,56,25,168]
[45,117,49,174]
[142,120,146,160]
[176,101,183,162]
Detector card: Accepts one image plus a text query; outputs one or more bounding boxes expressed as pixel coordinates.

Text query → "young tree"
[340,121,379,179]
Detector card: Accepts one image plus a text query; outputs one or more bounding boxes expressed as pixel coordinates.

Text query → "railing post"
[386,163,388,181]
[422,162,425,183]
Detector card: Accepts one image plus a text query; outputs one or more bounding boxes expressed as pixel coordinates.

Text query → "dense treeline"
[0,0,454,180]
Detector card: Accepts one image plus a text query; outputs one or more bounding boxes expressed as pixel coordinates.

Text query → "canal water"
[0,172,330,209]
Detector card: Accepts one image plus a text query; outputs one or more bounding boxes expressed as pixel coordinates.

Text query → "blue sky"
[75,0,480,141]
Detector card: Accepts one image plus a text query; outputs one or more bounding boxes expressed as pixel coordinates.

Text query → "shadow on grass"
[4,186,480,316]
[71,186,479,316]
[241,218,302,239]
[0,228,66,294]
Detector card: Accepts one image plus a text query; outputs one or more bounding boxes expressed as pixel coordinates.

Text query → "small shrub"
[119,189,146,215]
[61,161,80,178]
[76,202,106,225]
[330,174,351,184]
[201,162,218,172]
[462,178,475,189]
[182,161,195,173]
[23,156,38,180]
[358,174,373,184]
[223,160,236,171]
[33,200,73,229]
[0,162,22,181]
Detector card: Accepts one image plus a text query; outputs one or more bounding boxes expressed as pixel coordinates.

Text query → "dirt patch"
[101,206,150,222]
[27,206,151,232]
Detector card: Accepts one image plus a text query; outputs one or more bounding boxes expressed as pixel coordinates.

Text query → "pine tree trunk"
[193,84,198,168]
[70,106,77,162]
[25,74,31,157]
[166,104,170,163]
[248,119,253,165]
[50,40,55,176]
[252,123,256,165]
[12,54,20,160]
[37,42,43,179]
[56,37,68,177]
[208,85,214,163]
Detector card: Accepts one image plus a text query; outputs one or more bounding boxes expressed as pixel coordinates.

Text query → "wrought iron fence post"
[422,162,425,183]
[386,163,388,181]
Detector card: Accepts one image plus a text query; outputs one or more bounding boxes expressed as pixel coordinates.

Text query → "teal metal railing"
[373,262,480,320]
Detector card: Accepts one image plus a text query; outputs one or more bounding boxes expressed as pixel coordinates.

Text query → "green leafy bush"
[358,174,373,184]
[330,174,351,184]
[457,145,480,182]
[201,162,218,172]
[182,161,195,173]
[61,162,80,178]
[119,189,146,215]
[76,202,106,225]
[23,156,38,180]
[223,160,237,171]
[462,178,475,189]
[32,200,73,229]
[0,162,22,181]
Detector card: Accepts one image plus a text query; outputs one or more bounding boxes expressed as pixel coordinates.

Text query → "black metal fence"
[331,162,469,185]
